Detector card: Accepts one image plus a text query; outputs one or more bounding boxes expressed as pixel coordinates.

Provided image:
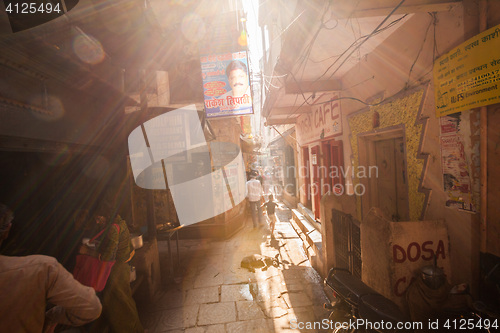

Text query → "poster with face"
[201,51,253,118]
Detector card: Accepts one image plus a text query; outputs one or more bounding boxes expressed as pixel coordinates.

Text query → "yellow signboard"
[434,24,500,117]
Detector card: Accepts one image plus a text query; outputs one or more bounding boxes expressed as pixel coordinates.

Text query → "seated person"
[0,203,102,332]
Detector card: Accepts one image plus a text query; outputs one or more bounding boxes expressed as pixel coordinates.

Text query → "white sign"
[296,93,342,146]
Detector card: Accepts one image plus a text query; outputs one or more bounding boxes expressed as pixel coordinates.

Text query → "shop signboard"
[201,51,253,118]
[311,154,317,165]
[296,93,341,146]
[434,24,500,117]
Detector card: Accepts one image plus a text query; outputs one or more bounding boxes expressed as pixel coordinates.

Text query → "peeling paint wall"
[361,208,450,308]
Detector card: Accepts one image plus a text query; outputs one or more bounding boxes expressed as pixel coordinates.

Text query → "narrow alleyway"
[138,203,330,332]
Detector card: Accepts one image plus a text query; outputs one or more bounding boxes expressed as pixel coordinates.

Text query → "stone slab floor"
[137,205,330,333]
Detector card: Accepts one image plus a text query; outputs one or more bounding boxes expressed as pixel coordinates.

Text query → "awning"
[267,127,295,148]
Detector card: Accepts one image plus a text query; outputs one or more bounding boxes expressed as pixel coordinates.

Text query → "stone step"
[297,203,319,230]
[289,208,323,272]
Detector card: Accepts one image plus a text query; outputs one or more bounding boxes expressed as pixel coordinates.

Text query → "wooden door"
[330,141,344,193]
[374,138,408,221]
[322,140,344,194]
[302,147,311,207]
[394,137,409,220]
[311,145,321,219]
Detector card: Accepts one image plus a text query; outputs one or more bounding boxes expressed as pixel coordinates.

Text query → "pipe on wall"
[479,0,487,252]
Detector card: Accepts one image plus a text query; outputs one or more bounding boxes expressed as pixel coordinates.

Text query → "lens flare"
[83,155,111,179]
[181,13,206,43]
[37,148,72,166]
[72,34,105,65]
[29,94,65,121]
[169,0,195,6]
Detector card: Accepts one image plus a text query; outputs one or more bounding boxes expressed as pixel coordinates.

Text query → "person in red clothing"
[89,206,146,333]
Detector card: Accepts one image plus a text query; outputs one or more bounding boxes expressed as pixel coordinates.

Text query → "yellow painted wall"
[348,90,426,221]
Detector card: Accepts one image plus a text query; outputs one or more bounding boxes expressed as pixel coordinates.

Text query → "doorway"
[358,129,409,221]
[301,147,311,208]
[322,140,344,194]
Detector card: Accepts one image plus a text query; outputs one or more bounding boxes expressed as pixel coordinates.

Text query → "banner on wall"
[439,114,476,212]
[296,93,342,146]
[201,51,253,118]
[434,24,500,117]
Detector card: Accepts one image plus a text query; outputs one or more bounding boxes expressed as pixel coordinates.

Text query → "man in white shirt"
[246,171,264,228]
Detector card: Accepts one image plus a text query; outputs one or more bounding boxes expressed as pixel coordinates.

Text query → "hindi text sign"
[434,24,500,117]
[201,51,253,118]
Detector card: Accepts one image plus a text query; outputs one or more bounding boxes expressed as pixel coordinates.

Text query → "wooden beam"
[271,106,312,116]
[0,135,102,153]
[265,118,297,126]
[285,79,342,94]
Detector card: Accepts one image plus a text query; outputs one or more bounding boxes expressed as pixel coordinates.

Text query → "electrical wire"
[271,9,306,45]
[263,1,333,97]
[407,13,440,84]
[291,1,334,80]
[264,3,456,130]
[406,14,434,88]
[318,0,407,83]
[265,0,445,124]
[264,77,281,89]
[313,13,408,82]
[432,12,440,61]
[343,75,376,90]
[263,73,288,79]
[286,13,409,107]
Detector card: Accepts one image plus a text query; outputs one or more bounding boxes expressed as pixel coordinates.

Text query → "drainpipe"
[261,24,267,118]
[479,0,487,253]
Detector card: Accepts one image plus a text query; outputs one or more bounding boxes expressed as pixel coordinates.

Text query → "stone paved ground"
[138,204,330,332]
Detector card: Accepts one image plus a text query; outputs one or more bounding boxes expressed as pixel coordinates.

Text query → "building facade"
[261,0,500,308]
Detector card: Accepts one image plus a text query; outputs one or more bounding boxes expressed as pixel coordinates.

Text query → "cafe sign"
[296,93,342,146]
[434,24,500,117]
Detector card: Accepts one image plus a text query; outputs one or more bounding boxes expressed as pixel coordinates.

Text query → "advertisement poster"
[439,114,476,212]
[201,51,253,118]
[296,93,341,146]
[434,24,500,117]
